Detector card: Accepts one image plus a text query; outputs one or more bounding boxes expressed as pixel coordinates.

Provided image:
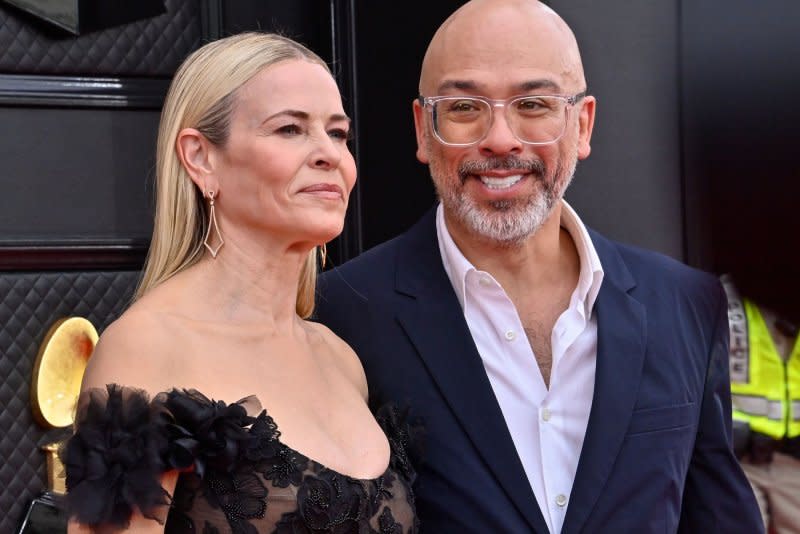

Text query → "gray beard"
[431,153,577,247]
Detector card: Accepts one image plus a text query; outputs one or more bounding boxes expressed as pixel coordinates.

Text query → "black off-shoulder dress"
[61,385,418,534]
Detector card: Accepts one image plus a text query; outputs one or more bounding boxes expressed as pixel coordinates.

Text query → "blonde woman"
[61,33,417,533]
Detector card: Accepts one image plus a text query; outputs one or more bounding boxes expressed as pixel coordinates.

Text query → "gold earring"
[204,190,224,258]
[319,243,327,269]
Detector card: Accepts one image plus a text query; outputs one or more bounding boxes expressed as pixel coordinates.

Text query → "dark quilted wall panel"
[0,0,201,76]
[0,270,139,532]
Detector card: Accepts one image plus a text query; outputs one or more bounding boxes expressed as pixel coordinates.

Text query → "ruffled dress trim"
[60,384,419,532]
[61,385,172,529]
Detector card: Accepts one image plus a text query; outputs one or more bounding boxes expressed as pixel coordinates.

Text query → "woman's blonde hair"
[136,32,330,318]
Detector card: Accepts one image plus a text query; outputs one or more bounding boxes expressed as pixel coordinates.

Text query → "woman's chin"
[301,223,345,248]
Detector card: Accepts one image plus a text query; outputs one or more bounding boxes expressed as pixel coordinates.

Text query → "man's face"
[424,108,581,247]
[414,2,595,246]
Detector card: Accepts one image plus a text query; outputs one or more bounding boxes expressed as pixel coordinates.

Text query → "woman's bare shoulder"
[307,321,368,400]
[81,300,177,395]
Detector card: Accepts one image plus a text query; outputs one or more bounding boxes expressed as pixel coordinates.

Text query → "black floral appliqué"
[297,469,368,532]
[160,389,255,477]
[369,474,396,514]
[204,470,267,534]
[373,405,422,487]
[378,507,403,534]
[260,445,308,488]
[244,411,281,462]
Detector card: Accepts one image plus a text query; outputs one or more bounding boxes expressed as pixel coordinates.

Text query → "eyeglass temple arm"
[571,90,588,104]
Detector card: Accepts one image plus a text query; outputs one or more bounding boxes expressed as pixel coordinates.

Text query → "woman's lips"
[299,183,344,199]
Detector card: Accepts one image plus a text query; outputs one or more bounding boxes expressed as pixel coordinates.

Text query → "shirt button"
[479,276,492,287]
[504,330,516,341]
[541,408,551,422]
[556,494,567,507]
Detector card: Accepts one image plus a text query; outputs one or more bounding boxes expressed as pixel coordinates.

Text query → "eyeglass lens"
[432,96,568,145]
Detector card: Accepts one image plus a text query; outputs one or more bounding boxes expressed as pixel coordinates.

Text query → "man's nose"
[478,106,522,156]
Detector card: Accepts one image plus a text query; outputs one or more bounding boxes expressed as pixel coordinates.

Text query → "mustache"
[457,156,546,183]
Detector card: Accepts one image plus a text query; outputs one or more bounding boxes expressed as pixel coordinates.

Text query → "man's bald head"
[419,0,586,95]
[411,0,596,246]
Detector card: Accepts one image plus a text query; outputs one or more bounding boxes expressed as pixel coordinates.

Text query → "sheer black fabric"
[61,385,418,533]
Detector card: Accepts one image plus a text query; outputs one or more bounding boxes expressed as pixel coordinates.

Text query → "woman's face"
[212,59,356,251]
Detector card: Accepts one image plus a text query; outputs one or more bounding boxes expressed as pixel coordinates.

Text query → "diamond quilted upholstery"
[0,270,139,532]
[0,0,200,76]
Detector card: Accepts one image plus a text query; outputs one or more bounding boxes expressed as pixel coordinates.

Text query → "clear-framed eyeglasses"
[418,91,587,147]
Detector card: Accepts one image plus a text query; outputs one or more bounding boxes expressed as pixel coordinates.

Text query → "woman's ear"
[176,128,218,193]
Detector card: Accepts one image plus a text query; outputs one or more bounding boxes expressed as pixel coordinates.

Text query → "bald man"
[316,1,762,532]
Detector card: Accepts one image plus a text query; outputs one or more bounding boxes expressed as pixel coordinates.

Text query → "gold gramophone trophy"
[19,317,98,533]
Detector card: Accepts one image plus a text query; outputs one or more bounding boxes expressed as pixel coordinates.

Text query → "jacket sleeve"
[678,285,764,533]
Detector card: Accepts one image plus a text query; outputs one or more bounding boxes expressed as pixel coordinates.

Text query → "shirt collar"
[560,200,605,318]
[436,200,605,317]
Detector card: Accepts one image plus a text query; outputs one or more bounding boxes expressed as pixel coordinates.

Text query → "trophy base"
[18,492,67,534]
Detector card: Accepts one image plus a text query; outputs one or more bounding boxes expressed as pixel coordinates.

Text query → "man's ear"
[176,128,219,193]
[412,98,429,164]
[577,96,596,160]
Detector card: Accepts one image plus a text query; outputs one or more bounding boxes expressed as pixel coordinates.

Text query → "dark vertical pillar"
[681,0,800,320]
[348,0,467,252]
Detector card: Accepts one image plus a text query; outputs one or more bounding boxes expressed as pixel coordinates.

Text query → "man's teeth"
[479,174,523,189]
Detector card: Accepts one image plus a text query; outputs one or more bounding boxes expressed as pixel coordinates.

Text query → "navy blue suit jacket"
[315,208,762,533]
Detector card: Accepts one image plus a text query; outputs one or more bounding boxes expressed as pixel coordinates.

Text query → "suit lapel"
[561,231,647,534]
[394,208,550,533]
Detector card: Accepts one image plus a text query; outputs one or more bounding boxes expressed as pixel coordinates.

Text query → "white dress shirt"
[436,201,604,533]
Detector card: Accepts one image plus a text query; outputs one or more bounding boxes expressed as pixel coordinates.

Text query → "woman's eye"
[277,124,302,135]
[329,128,351,141]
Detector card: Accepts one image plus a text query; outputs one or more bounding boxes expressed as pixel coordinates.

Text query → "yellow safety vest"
[725,286,800,439]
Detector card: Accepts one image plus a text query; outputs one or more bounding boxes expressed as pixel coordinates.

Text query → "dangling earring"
[204,190,224,258]
[319,243,327,269]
